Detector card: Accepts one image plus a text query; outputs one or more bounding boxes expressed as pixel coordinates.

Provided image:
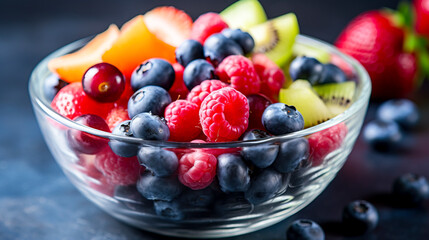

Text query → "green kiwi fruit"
[279,80,333,128]
[249,13,299,67]
[220,0,267,31]
[313,81,356,116]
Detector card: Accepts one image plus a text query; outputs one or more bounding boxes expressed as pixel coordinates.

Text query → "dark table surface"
[1,0,429,239]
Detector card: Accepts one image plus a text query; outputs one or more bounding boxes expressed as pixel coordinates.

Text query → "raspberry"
[178,151,217,190]
[94,147,142,186]
[199,87,249,142]
[190,12,229,44]
[216,55,260,96]
[186,80,228,107]
[251,53,285,101]
[164,100,201,141]
[89,176,116,196]
[51,82,113,120]
[105,106,130,132]
[308,123,348,166]
[169,63,189,100]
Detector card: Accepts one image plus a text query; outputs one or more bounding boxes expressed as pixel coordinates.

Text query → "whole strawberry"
[335,11,417,99]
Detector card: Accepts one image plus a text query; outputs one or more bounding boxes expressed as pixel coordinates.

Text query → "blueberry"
[262,103,304,135]
[179,187,215,208]
[130,58,175,91]
[175,39,205,67]
[127,85,171,118]
[342,200,378,235]
[114,185,153,212]
[377,99,419,130]
[393,173,429,205]
[183,59,216,90]
[44,74,68,101]
[245,168,284,205]
[286,219,325,240]
[217,153,251,193]
[204,33,243,66]
[221,28,255,54]
[137,171,184,201]
[130,112,170,141]
[317,63,347,84]
[137,147,178,177]
[153,200,184,220]
[274,137,309,173]
[109,120,139,158]
[241,130,279,168]
[289,56,323,84]
[363,120,403,151]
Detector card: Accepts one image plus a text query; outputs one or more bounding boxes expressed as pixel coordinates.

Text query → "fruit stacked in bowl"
[29,0,371,238]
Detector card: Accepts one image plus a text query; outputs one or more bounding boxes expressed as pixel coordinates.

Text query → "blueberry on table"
[342,200,378,235]
[183,59,216,90]
[317,63,347,84]
[221,28,255,54]
[137,171,184,201]
[204,33,243,66]
[362,119,403,151]
[241,129,279,168]
[217,153,251,193]
[109,120,139,158]
[137,147,178,177]
[286,219,325,240]
[175,39,205,67]
[274,137,309,173]
[43,73,68,101]
[130,112,170,141]
[131,58,175,91]
[244,168,284,205]
[289,56,323,84]
[262,103,304,135]
[393,173,429,206]
[376,99,419,130]
[127,85,172,118]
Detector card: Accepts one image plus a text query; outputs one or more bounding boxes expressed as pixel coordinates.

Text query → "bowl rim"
[29,34,371,148]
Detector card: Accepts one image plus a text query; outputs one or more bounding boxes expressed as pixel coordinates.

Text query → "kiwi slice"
[279,80,333,128]
[313,81,356,116]
[249,13,299,67]
[293,44,331,63]
[220,0,267,31]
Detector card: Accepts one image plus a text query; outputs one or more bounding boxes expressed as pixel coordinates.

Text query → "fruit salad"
[44,0,355,221]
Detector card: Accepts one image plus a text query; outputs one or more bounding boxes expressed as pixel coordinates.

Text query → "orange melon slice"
[102,15,176,79]
[48,24,120,83]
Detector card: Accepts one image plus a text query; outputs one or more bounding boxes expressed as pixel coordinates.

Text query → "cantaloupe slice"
[48,24,120,83]
[102,15,176,79]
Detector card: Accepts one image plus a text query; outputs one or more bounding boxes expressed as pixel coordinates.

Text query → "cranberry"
[82,63,125,102]
[247,94,272,130]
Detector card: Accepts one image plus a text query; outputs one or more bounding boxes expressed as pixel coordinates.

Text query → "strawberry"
[144,6,193,47]
[414,0,429,38]
[251,53,285,102]
[190,13,229,44]
[169,63,189,100]
[335,11,418,99]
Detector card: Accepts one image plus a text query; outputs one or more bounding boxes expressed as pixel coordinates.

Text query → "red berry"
[199,87,249,142]
[216,55,260,96]
[247,94,272,130]
[165,100,201,142]
[114,80,134,108]
[169,63,189,100]
[77,154,103,180]
[186,79,228,107]
[190,12,229,44]
[51,82,113,120]
[178,151,217,190]
[105,106,130,132]
[89,176,116,196]
[414,0,429,38]
[82,63,125,102]
[94,147,142,186]
[308,123,348,166]
[251,53,285,101]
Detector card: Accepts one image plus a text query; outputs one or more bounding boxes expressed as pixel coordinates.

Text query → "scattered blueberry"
[245,168,284,205]
[204,33,243,66]
[262,103,304,135]
[183,59,216,90]
[286,219,325,240]
[317,63,347,84]
[175,39,205,67]
[217,153,251,193]
[153,200,184,220]
[221,28,255,54]
[137,147,178,177]
[274,137,309,173]
[130,112,170,141]
[137,171,184,201]
[362,120,403,151]
[127,85,171,118]
[342,200,378,235]
[131,58,175,91]
[43,74,68,101]
[241,129,279,168]
[109,120,139,158]
[393,173,429,205]
[377,99,419,130]
[289,56,323,84]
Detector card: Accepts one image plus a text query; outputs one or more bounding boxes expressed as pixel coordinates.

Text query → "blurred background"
[1,0,429,239]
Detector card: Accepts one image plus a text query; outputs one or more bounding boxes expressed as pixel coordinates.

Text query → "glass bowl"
[29,35,371,238]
